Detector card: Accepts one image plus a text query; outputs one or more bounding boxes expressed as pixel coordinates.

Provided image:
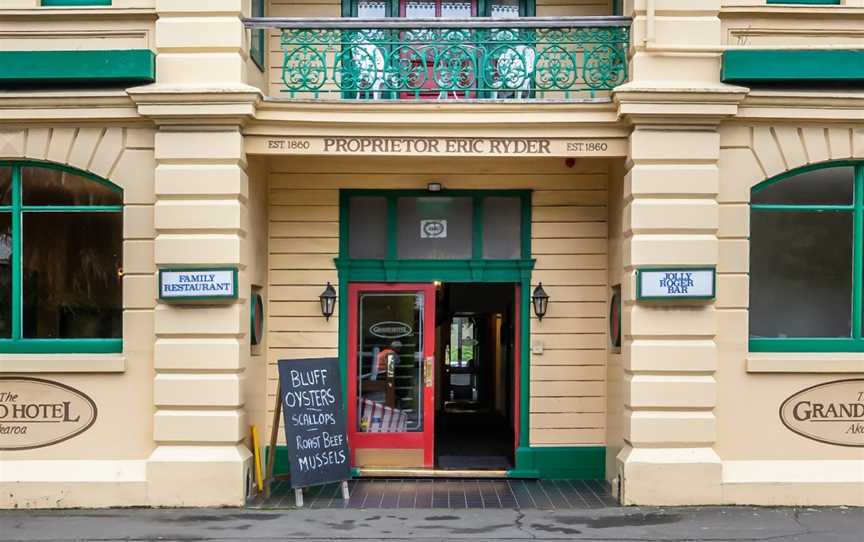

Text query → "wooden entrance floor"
[248,479,618,510]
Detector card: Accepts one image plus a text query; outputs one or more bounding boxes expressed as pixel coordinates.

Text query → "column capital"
[128,85,262,126]
[614,85,749,126]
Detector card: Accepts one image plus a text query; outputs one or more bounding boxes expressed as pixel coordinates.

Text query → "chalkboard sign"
[277,357,351,489]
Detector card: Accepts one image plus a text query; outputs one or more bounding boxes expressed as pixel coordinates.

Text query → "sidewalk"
[1,506,861,541]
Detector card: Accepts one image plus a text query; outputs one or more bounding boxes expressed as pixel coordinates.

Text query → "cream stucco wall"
[0,125,157,508]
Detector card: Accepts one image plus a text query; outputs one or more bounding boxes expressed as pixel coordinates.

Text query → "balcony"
[245,17,631,101]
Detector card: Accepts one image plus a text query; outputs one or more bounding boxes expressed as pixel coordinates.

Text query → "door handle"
[424,355,434,387]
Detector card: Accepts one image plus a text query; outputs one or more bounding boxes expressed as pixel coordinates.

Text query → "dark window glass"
[0,167,11,205]
[349,196,388,259]
[483,196,521,259]
[397,196,473,259]
[749,210,853,338]
[357,292,424,432]
[23,212,122,339]
[22,167,122,206]
[752,167,854,206]
[0,213,10,338]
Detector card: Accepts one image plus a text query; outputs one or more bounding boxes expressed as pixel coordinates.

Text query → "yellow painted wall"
[265,155,611,448]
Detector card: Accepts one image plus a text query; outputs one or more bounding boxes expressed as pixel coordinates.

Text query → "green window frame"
[250,0,266,71]
[749,161,864,353]
[43,0,111,5]
[766,0,840,5]
[339,189,531,263]
[0,161,123,354]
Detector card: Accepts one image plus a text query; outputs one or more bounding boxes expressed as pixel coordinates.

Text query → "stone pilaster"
[613,0,746,505]
[134,0,260,506]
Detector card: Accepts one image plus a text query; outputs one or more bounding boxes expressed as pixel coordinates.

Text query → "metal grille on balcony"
[244,17,631,101]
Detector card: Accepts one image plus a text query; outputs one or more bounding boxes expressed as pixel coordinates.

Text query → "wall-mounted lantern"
[532,283,549,321]
[319,282,337,321]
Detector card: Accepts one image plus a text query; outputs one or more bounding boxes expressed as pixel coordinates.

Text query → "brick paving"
[248,478,618,510]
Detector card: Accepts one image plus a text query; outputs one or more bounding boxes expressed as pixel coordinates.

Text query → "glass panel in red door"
[348,283,436,468]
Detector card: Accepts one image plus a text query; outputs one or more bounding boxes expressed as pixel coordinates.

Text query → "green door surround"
[300,188,607,480]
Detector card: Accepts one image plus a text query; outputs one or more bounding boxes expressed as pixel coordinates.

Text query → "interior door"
[347,283,436,468]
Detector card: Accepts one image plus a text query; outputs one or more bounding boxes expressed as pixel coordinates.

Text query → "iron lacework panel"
[252,18,630,100]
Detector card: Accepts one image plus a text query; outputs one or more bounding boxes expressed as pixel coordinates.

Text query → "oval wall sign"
[370,321,413,339]
[0,377,97,451]
[779,378,864,448]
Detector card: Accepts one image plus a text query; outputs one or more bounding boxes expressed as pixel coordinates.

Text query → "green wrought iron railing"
[244,17,631,101]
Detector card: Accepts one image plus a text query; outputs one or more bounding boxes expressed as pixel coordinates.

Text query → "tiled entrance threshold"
[248,479,618,510]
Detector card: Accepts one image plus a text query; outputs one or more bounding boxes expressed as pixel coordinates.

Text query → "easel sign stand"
[263,358,352,507]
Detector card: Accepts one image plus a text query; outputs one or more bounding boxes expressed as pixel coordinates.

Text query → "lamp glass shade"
[319,282,337,320]
[532,283,549,320]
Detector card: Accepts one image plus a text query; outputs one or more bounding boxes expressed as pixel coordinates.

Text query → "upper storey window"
[350,0,531,17]
[749,163,864,352]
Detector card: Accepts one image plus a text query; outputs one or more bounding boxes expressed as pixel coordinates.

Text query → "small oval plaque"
[369,321,413,339]
[779,378,864,448]
[0,377,97,451]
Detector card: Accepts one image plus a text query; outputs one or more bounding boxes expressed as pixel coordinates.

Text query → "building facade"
[0,0,862,508]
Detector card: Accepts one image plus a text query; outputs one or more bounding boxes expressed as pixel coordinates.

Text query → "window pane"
[490,0,520,17]
[349,196,388,259]
[0,213,10,338]
[0,167,11,205]
[483,196,521,259]
[442,0,472,17]
[397,196,472,259]
[752,167,854,206]
[358,0,387,16]
[22,167,122,206]
[358,292,424,432]
[23,212,122,339]
[749,210,852,338]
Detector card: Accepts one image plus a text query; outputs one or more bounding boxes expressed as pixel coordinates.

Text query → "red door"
[347,283,437,468]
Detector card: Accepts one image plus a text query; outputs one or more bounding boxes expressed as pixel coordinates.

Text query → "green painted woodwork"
[278,25,629,99]
[0,161,123,354]
[43,0,111,5]
[722,50,864,84]
[251,0,266,70]
[266,445,605,480]
[337,188,537,473]
[766,0,840,4]
[511,446,605,479]
[0,50,154,86]
[749,162,864,353]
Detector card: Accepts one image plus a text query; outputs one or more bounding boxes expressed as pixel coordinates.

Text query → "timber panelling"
[266,155,609,448]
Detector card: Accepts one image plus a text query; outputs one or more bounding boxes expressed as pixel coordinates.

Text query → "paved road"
[1,506,862,541]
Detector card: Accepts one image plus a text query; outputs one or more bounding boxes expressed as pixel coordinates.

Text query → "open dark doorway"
[435,283,516,470]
